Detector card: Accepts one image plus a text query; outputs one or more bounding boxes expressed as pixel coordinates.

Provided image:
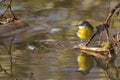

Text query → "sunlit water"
[0,0,120,80]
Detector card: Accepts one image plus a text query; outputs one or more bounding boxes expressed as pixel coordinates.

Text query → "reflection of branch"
[0,64,11,76]
[9,0,17,19]
[3,35,15,76]
[0,0,17,19]
[104,65,120,80]
[9,35,15,76]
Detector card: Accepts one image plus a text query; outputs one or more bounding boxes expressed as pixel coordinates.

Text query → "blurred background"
[0,0,120,80]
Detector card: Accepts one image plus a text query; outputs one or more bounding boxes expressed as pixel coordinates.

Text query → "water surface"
[0,0,119,80]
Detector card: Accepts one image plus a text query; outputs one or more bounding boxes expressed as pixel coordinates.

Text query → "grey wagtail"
[76,21,94,42]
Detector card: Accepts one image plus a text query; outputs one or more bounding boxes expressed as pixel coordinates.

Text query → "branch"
[86,3,120,46]
[105,3,120,25]
[73,44,109,59]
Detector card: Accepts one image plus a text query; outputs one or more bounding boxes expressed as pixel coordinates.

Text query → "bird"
[76,20,94,43]
[77,52,94,75]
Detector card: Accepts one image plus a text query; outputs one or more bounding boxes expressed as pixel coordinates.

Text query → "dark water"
[0,0,120,80]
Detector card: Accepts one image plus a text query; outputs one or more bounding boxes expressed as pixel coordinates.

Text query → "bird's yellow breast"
[77,27,93,39]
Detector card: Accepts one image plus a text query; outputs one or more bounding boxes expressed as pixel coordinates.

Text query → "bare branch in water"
[86,2,120,46]
[105,3,120,25]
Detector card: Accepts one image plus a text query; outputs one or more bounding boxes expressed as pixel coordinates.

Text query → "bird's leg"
[80,39,84,46]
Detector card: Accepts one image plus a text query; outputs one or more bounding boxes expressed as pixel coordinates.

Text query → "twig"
[105,3,120,25]
[86,31,97,46]
[74,44,109,52]
[86,2,120,46]
[117,32,120,42]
